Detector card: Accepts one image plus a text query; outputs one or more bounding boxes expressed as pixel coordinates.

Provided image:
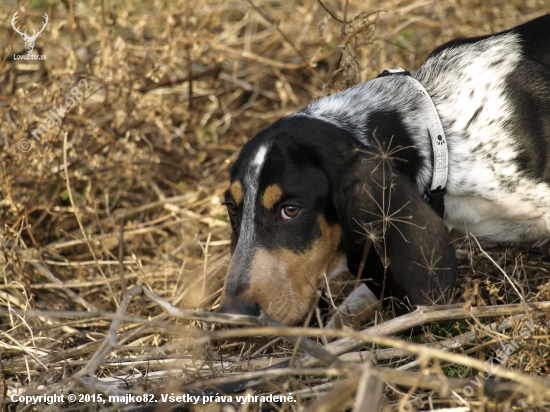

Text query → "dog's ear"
[326,149,457,313]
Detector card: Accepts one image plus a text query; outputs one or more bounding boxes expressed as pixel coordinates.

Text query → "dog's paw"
[325,283,380,330]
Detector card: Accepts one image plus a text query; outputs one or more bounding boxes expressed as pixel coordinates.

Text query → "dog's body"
[220,15,550,326]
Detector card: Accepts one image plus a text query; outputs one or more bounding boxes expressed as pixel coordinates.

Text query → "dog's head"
[220,115,456,325]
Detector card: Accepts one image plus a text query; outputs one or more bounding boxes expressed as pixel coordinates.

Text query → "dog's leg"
[325,283,380,330]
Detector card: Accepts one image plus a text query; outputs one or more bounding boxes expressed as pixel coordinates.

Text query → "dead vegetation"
[1,0,549,411]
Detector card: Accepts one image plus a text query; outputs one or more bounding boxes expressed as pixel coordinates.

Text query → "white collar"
[378,67,448,216]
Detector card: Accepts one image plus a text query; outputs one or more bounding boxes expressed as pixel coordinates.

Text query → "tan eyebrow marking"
[230,181,243,205]
[262,184,283,210]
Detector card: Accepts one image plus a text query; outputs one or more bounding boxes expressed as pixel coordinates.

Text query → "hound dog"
[220,15,550,327]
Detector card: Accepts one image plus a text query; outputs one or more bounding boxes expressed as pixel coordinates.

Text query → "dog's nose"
[220,296,260,317]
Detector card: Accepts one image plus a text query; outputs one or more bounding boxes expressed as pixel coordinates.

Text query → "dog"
[219,14,550,327]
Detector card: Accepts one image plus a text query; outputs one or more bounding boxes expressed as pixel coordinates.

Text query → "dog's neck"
[377,68,448,216]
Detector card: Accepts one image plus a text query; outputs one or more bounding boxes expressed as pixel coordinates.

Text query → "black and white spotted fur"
[302,15,550,242]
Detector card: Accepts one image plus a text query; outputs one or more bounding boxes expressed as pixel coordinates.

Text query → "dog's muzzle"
[220,295,261,317]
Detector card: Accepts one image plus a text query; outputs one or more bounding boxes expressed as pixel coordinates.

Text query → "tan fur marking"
[230,181,243,205]
[241,217,344,325]
[262,184,283,210]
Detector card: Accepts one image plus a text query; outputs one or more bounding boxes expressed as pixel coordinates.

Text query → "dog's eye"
[223,203,238,217]
[281,205,301,220]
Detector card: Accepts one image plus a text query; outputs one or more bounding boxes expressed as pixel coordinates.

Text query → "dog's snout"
[220,295,260,317]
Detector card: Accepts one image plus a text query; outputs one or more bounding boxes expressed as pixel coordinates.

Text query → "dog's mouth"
[219,298,260,318]
[220,289,315,327]
[297,293,331,327]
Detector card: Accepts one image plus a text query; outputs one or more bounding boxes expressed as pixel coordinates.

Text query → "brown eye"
[224,203,238,217]
[281,205,301,220]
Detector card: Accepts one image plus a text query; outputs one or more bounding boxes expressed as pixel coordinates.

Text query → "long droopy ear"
[326,148,457,314]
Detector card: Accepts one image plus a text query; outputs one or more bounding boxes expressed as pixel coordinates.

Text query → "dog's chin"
[258,302,311,327]
[277,291,336,327]
[263,310,305,327]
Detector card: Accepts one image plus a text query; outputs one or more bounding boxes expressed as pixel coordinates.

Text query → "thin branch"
[317,0,343,23]
[471,234,534,325]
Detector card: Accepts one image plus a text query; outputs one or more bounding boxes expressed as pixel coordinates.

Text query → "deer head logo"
[11,11,49,54]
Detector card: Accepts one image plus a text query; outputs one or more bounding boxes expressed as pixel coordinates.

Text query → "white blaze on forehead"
[253,145,268,168]
[243,144,270,233]
[226,143,272,294]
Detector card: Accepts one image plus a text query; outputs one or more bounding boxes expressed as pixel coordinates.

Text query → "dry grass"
[1,0,550,411]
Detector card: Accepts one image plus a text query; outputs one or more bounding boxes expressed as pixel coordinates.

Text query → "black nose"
[220,296,260,317]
